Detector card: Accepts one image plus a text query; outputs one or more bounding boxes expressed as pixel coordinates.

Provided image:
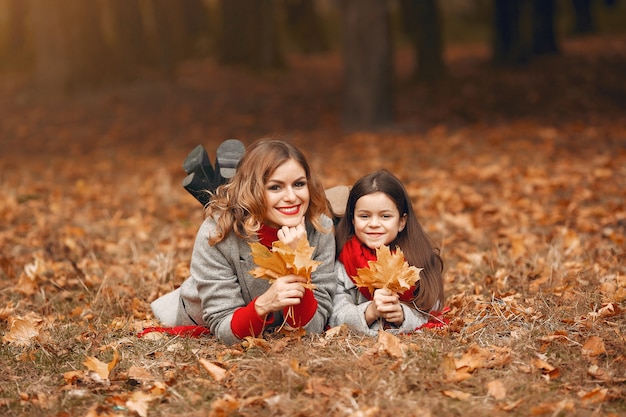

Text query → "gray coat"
[151,215,336,345]
[329,262,428,336]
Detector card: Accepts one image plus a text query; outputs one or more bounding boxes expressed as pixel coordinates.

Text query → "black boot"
[182,140,245,206]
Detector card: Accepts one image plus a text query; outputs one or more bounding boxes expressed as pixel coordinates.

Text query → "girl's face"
[263,159,310,228]
[353,192,406,249]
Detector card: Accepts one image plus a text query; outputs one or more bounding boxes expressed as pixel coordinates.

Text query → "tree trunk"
[399,0,446,82]
[571,0,595,34]
[30,0,71,92]
[340,0,393,130]
[218,0,284,71]
[532,0,558,55]
[149,0,188,78]
[104,0,148,74]
[284,0,329,54]
[492,0,531,65]
[0,0,31,71]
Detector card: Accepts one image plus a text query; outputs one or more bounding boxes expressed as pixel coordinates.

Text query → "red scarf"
[338,236,416,302]
[257,224,279,248]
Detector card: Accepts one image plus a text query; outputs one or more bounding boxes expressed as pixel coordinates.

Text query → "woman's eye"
[294,181,307,188]
[268,185,281,191]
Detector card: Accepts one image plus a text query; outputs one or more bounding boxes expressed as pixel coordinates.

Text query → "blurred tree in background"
[0,0,622,129]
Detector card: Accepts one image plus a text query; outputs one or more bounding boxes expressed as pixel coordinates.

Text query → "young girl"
[151,139,336,345]
[329,169,444,335]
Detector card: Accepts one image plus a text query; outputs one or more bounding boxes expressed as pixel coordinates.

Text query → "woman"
[151,139,336,345]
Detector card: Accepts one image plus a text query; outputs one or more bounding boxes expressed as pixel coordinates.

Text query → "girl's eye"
[358,214,369,219]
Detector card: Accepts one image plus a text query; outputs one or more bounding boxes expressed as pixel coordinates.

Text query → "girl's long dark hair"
[335,169,444,311]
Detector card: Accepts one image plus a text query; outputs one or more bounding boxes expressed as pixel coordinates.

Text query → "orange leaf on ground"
[375,329,405,358]
[199,358,227,381]
[2,313,42,346]
[441,389,472,400]
[486,379,507,400]
[83,348,119,381]
[582,336,606,357]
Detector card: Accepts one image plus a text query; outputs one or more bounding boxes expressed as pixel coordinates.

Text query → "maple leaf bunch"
[249,237,321,289]
[352,245,422,296]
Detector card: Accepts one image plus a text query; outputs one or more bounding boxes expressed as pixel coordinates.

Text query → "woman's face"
[352,192,406,249]
[263,159,310,228]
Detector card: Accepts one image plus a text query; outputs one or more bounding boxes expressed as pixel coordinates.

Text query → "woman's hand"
[365,288,404,326]
[254,274,307,317]
[277,218,307,250]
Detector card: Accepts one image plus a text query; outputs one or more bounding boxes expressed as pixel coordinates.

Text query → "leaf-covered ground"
[1,34,625,417]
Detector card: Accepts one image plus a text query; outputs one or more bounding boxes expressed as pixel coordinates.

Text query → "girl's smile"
[352,192,406,249]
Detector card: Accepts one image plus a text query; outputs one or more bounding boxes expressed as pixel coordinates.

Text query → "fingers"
[256,275,306,315]
[277,219,307,249]
[372,289,404,324]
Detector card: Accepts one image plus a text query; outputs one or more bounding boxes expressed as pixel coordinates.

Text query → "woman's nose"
[284,186,297,201]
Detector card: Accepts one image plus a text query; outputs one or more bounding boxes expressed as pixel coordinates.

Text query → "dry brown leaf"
[83,348,119,382]
[441,389,472,400]
[375,329,405,358]
[199,358,227,381]
[486,379,507,400]
[125,382,166,417]
[208,394,240,417]
[249,237,320,289]
[581,336,606,357]
[304,377,336,397]
[352,245,421,296]
[289,358,310,377]
[241,336,271,351]
[499,398,524,411]
[441,355,473,382]
[530,399,575,415]
[531,356,560,380]
[579,387,609,405]
[0,302,16,321]
[127,366,155,383]
[2,313,42,346]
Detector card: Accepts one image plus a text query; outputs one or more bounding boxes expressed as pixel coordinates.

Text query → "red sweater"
[230,225,318,339]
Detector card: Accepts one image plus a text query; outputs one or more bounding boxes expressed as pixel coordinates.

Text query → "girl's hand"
[365,288,405,325]
[254,274,307,317]
[277,218,307,250]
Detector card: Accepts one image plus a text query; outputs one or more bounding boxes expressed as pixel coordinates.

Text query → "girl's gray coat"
[329,262,428,336]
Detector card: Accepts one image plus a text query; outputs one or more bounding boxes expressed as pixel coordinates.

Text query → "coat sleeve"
[187,219,259,345]
[329,262,378,336]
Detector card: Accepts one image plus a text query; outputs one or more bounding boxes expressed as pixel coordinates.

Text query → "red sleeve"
[283,288,317,328]
[231,298,274,339]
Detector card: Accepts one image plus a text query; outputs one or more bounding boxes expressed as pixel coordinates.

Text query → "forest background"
[0,1,625,416]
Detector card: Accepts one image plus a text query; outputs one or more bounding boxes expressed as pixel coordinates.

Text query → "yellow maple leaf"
[352,245,421,296]
[249,237,320,289]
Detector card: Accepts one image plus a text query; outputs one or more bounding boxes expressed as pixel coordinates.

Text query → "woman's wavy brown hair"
[205,139,329,245]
